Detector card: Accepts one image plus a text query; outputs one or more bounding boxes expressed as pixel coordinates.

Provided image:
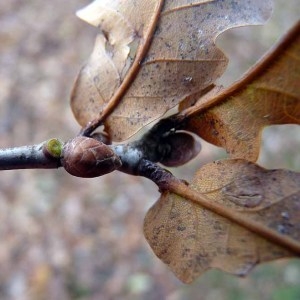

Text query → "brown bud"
[160,132,201,167]
[61,136,121,178]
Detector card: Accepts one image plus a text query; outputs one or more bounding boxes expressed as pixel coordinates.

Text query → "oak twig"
[0,142,61,170]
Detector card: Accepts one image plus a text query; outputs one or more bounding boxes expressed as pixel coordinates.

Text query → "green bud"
[45,138,63,158]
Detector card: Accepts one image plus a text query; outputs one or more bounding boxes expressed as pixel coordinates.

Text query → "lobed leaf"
[144,159,300,283]
[71,0,272,141]
[182,20,300,161]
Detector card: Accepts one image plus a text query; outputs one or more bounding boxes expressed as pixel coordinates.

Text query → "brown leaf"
[144,159,300,283]
[182,20,300,161]
[71,0,272,141]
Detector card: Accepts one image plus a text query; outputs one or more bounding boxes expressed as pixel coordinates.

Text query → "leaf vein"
[162,1,214,16]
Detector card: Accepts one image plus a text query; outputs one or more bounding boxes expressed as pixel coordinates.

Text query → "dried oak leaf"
[144,159,300,283]
[71,0,272,141]
[182,20,300,161]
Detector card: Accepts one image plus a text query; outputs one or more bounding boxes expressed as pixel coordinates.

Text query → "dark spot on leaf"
[177,225,186,231]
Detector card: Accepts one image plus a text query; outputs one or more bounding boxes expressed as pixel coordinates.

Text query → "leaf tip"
[76,0,102,27]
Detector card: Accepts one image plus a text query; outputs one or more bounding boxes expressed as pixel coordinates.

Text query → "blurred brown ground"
[0,1,299,299]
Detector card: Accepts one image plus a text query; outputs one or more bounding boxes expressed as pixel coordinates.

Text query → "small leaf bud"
[43,138,63,158]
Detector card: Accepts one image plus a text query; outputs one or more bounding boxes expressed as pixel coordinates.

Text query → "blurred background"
[0,0,299,299]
